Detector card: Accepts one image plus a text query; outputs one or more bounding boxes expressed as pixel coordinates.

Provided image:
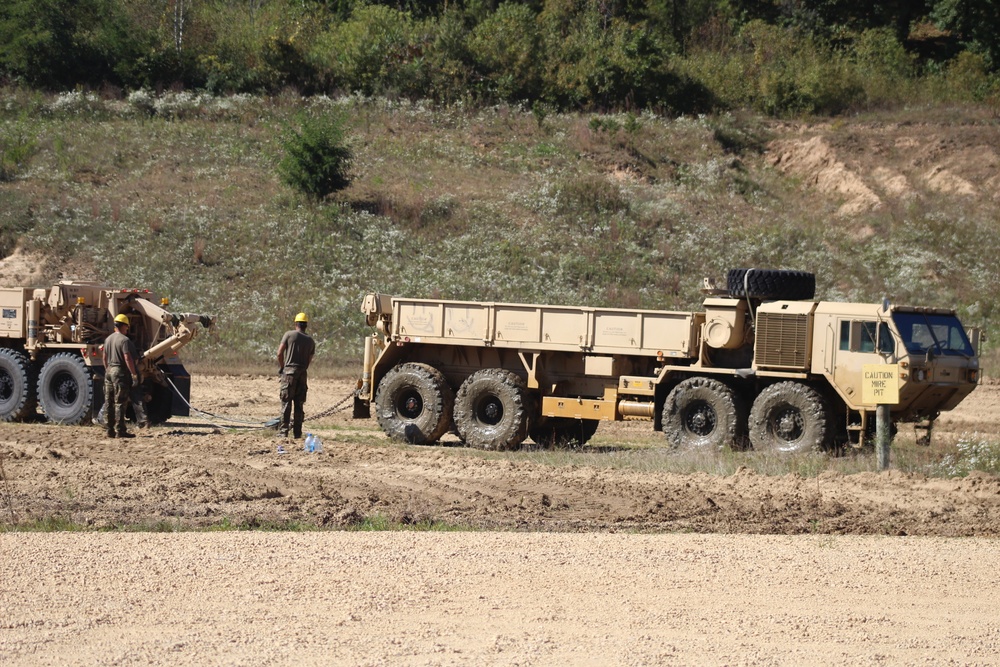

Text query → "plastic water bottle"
[304,433,314,452]
[314,435,323,453]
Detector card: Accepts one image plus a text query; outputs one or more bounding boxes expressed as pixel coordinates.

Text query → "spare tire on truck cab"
[727,269,815,301]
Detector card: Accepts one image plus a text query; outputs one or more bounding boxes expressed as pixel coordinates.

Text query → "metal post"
[876,404,891,471]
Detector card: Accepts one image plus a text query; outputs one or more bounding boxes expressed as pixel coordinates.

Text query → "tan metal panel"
[395,301,445,338]
[642,312,696,356]
[494,306,542,343]
[541,396,616,420]
[541,308,589,347]
[0,289,27,336]
[443,303,490,340]
[593,311,641,348]
[619,375,656,396]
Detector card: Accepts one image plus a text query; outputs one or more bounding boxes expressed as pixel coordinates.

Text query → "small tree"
[277,111,352,201]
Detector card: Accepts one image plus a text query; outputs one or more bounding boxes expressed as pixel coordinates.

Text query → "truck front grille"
[755,313,809,369]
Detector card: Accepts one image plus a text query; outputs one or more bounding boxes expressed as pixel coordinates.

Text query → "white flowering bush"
[152,91,211,119]
[126,89,156,117]
[46,91,104,116]
[932,434,1000,477]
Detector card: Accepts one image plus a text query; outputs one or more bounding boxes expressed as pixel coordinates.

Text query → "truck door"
[831,318,894,407]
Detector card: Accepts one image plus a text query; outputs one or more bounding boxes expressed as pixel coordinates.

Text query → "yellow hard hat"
[294,312,308,323]
[114,314,130,325]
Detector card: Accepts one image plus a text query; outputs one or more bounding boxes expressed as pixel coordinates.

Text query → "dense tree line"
[1,0,997,113]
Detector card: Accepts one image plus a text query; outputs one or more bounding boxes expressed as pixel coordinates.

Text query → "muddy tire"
[749,382,832,453]
[375,363,454,445]
[529,417,599,448]
[663,377,745,450]
[38,353,93,425]
[454,369,531,450]
[0,348,37,421]
[727,269,815,301]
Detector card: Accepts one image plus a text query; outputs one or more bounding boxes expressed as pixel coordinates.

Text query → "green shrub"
[277,111,353,200]
[467,3,543,101]
[677,20,866,116]
[935,51,1000,103]
[309,4,423,96]
[539,6,676,109]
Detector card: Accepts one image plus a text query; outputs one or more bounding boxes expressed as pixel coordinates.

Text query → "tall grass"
[0,89,997,373]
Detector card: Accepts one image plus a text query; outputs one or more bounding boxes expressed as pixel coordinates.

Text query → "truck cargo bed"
[389,297,699,359]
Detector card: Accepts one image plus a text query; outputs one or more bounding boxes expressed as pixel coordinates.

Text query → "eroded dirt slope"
[2,375,999,536]
[768,119,1000,220]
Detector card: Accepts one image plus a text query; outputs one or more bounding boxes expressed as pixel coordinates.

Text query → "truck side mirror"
[966,327,983,356]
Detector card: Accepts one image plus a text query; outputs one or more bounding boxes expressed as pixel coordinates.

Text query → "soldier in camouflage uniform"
[277,312,316,439]
[102,313,140,439]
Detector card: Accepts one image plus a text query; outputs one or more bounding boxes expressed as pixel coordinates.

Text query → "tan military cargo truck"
[353,269,980,453]
[0,280,213,425]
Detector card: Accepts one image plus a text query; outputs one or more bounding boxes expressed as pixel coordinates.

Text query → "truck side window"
[844,320,877,352]
[859,322,876,353]
[877,322,894,354]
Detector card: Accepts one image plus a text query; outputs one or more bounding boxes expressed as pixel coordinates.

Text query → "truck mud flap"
[168,364,191,417]
[353,394,371,419]
[91,375,105,418]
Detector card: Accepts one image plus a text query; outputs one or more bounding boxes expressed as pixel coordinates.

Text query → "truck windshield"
[892,312,974,357]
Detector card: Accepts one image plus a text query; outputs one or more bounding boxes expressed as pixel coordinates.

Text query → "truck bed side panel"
[388,297,697,358]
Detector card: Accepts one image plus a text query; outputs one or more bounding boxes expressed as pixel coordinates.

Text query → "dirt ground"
[3,374,1000,536]
[2,375,1000,665]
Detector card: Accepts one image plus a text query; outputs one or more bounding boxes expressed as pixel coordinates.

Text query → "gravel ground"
[2,375,999,665]
[3,532,1000,666]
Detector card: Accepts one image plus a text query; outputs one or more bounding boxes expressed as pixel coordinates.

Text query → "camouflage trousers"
[279,368,308,438]
[104,366,133,436]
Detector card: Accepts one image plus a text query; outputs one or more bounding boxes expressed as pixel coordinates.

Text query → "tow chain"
[302,391,357,423]
[164,376,357,431]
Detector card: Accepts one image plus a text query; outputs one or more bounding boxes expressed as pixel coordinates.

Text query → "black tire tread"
[37,353,93,425]
[0,348,37,421]
[727,268,816,301]
[662,376,745,450]
[454,368,531,451]
[374,362,453,445]
[748,381,832,453]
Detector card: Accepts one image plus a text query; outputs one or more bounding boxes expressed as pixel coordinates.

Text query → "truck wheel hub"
[685,404,716,435]
[775,410,802,439]
[476,397,503,425]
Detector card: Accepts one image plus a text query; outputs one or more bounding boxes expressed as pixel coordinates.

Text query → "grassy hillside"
[1,89,998,373]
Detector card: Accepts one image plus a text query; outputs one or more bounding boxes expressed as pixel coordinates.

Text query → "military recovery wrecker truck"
[353,269,981,453]
[0,280,213,426]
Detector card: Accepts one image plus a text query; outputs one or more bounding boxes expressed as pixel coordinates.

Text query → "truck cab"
[814,303,979,440]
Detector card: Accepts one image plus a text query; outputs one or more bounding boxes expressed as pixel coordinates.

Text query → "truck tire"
[375,363,454,445]
[454,369,531,450]
[529,417,599,448]
[663,377,745,450]
[749,382,832,453]
[0,348,37,421]
[727,269,815,301]
[38,353,94,425]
